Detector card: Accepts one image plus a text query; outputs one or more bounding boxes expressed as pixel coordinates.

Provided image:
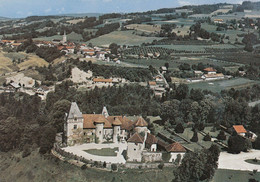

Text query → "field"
[67,18,85,24]
[125,24,161,33]
[84,148,118,156]
[151,44,243,52]
[212,169,260,182]
[86,30,163,47]
[35,32,83,42]
[188,78,260,92]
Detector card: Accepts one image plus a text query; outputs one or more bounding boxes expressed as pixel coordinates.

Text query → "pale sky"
[0,0,254,18]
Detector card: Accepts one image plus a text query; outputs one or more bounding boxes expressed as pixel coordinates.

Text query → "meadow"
[188,78,260,92]
[86,30,163,47]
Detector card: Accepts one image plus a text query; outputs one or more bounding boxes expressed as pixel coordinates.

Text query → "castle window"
[74,125,77,129]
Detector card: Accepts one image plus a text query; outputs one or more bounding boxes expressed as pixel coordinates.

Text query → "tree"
[253,136,260,149]
[228,135,250,154]
[109,43,118,55]
[190,131,198,142]
[173,145,220,182]
[39,126,57,154]
[176,84,189,100]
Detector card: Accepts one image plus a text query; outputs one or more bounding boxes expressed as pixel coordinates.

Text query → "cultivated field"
[35,32,83,42]
[125,24,161,33]
[188,78,260,92]
[87,30,163,47]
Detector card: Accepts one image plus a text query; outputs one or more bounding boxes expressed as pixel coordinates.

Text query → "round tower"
[112,118,122,143]
[94,116,105,143]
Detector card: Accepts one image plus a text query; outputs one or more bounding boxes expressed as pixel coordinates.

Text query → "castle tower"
[94,116,105,143]
[112,118,122,143]
[102,106,109,118]
[65,102,84,145]
[62,31,67,44]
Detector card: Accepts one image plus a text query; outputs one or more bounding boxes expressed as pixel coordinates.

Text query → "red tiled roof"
[166,142,186,153]
[127,132,144,143]
[83,114,112,129]
[149,81,156,86]
[134,117,148,127]
[204,67,216,72]
[233,125,247,134]
[145,133,158,145]
[93,78,113,83]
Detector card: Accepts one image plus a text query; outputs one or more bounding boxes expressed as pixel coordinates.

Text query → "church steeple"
[102,106,109,118]
[62,30,67,44]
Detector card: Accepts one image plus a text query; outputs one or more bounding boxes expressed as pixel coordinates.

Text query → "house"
[127,133,145,162]
[214,19,224,24]
[160,66,167,74]
[166,142,186,163]
[9,82,21,91]
[194,70,203,77]
[233,125,247,137]
[202,73,224,81]
[148,81,157,89]
[204,67,217,74]
[93,78,113,84]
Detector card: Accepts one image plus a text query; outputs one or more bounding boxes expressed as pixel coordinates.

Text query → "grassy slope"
[0,150,174,182]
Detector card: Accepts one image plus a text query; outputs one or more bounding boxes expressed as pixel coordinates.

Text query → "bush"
[203,133,211,141]
[175,123,184,133]
[111,164,117,171]
[217,130,226,141]
[158,162,164,169]
[190,131,198,142]
[81,164,87,170]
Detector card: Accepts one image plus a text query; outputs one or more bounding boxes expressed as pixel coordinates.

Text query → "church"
[64,102,149,146]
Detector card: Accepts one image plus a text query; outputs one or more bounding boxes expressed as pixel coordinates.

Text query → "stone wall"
[142,152,162,162]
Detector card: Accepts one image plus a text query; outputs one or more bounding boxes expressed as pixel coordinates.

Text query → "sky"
[0,0,255,18]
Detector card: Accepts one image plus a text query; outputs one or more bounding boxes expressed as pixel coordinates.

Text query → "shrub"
[217,130,226,141]
[81,164,87,170]
[158,162,164,169]
[175,123,184,133]
[111,164,118,171]
[190,131,198,142]
[203,133,211,141]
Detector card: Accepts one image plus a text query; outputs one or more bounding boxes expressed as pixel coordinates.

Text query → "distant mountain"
[0,16,10,20]
[59,13,102,17]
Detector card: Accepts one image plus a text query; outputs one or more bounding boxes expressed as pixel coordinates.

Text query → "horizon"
[0,0,258,19]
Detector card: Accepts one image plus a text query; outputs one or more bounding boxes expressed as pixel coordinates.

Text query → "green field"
[152,44,242,51]
[212,169,260,182]
[87,30,163,47]
[84,147,118,156]
[35,32,83,42]
[188,78,260,93]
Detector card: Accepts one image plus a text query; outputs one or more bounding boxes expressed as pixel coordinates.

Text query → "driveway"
[218,149,260,171]
[62,143,127,164]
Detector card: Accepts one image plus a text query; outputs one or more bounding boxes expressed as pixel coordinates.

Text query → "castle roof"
[145,133,158,145]
[127,133,144,143]
[134,117,148,127]
[112,117,122,126]
[83,114,134,130]
[166,142,186,153]
[68,102,83,119]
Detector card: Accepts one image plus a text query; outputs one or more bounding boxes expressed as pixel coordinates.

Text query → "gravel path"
[218,149,260,171]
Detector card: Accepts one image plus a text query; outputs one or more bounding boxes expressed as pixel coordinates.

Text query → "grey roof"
[68,102,83,119]
[10,82,21,89]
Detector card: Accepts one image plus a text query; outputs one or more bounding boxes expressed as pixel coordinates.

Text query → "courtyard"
[63,143,127,164]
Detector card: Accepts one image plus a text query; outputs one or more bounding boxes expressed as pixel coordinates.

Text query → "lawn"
[34,32,83,42]
[188,78,260,93]
[86,30,163,47]
[212,169,260,182]
[245,159,260,165]
[84,147,119,156]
